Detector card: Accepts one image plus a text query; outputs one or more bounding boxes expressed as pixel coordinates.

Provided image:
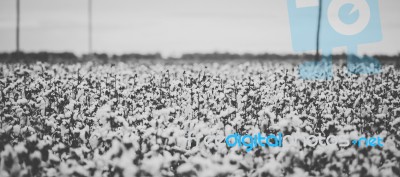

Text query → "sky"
[0,0,399,57]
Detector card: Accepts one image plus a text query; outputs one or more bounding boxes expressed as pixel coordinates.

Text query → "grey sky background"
[0,0,399,57]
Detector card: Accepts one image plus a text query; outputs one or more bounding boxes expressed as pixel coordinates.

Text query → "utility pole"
[88,0,93,58]
[315,0,322,61]
[16,0,20,57]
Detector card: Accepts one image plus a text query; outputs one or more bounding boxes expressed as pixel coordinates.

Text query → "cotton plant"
[0,61,399,176]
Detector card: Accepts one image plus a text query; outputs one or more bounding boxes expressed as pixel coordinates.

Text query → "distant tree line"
[0,51,399,65]
[0,52,163,63]
[0,52,78,63]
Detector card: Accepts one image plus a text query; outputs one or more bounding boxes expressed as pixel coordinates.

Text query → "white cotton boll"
[364,105,372,113]
[177,163,194,174]
[17,98,28,105]
[368,164,380,176]
[73,166,89,177]
[33,64,42,72]
[56,114,65,120]
[344,109,352,117]
[14,143,27,154]
[319,92,326,100]
[349,131,359,140]
[89,135,99,148]
[46,168,58,177]
[392,117,400,126]
[382,105,389,114]
[27,99,36,107]
[118,153,138,177]
[288,167,309,177]
[323,114,333,120]
[176,137,187,148]
[224,125,234,136]
[141,154,164,177]
[231,115,244,128]
[375,114,386,119]
[26,126,35,133]
[258,108,276,120]
[11,125,21,136]
[16,77,24,84]
[96,104,112,125]
[270,124,280,131]
[60,124,68,137]
[353,97,361,108]
[14,126,26,134]
[278,119,289,129]
[64,111,72,118]
[43,89,52,97]
[4,101,13,108]
[291,116,303,127]
[381,168,397,177]
[65,101,75,111]
[37,140,49,150]
[100,95,108,101]
[45,119,55,128]
[305,126,313,133]
[338,147,357,159]
[30,150,42,161]
[151,144,160,151]
[256,158,282,176]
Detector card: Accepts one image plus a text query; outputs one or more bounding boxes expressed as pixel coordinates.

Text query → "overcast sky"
[0,0,399,56]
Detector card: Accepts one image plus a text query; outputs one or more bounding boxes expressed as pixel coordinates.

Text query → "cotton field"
[0,61,399,177]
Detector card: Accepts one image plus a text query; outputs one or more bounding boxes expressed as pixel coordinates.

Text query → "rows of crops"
[0,61,399,177]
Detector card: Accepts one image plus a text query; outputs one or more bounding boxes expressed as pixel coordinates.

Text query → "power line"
[315,0,322,61]
[88,0,93,57]
[16,0,20,56]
